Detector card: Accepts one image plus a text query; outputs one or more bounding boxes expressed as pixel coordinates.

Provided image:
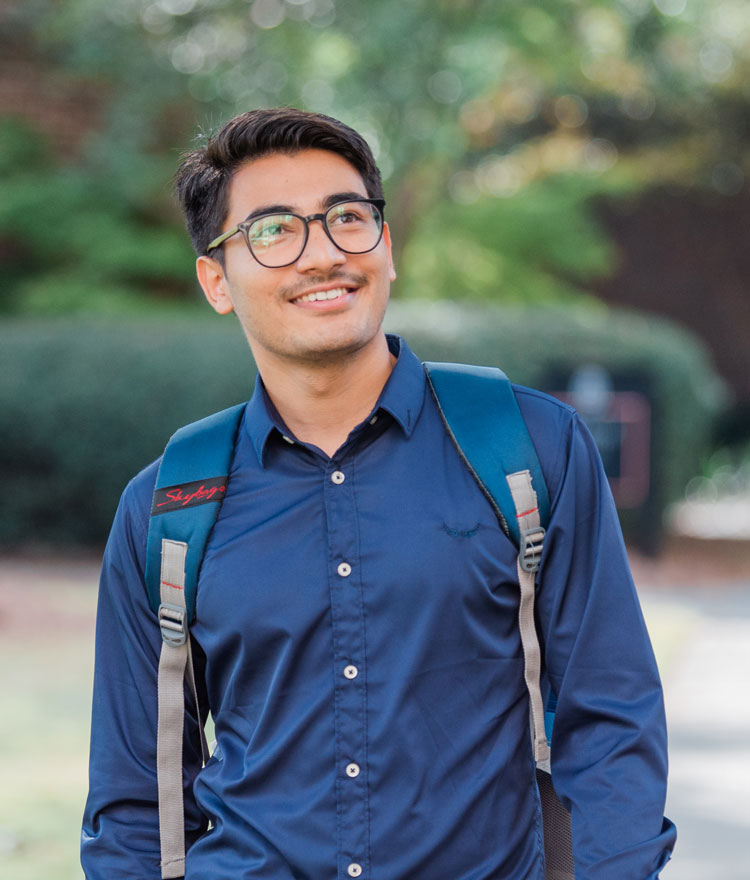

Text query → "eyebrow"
[239,192,370,224]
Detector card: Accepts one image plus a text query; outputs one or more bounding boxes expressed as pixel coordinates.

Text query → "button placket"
[323,456,368,876]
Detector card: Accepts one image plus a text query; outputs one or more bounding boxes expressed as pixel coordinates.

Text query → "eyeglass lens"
[246,201,383,267]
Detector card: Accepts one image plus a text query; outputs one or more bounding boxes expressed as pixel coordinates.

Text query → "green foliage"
[0,316,252,544]
[0,307,724,546]
[0,119,198,315]
[398,175,617,302]
[2,0,748,314]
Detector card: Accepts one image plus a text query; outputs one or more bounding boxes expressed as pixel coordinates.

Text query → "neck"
[255,334,396,457]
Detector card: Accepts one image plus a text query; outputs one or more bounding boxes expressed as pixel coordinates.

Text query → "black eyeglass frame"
[205,197,387,268]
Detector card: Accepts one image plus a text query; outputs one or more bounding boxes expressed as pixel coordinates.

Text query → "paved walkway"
[636,549,750,879]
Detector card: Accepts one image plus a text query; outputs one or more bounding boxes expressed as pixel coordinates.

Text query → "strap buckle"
[158,602,187,647]
[519,526,545,573]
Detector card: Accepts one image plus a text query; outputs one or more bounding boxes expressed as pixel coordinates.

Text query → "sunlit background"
[0,0,748,877]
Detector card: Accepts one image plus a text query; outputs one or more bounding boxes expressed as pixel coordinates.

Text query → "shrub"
[0,304,725,548]
[0,316,251,545]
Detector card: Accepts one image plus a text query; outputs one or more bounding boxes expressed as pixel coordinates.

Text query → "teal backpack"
[145,362,573,880]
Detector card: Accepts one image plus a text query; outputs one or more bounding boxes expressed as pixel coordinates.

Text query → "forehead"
[226,149,368,218]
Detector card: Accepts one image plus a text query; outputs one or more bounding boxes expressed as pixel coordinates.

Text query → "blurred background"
[0,0,748,877]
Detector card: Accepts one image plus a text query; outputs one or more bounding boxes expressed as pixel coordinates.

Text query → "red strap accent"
[516,507,538,518]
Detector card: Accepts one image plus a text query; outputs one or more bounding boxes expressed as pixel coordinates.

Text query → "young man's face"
[197,149,396,370]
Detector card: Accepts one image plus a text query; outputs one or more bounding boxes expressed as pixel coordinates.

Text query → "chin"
[292,327,380,362]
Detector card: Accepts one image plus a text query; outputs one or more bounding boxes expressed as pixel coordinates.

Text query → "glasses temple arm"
[206,225,240,253]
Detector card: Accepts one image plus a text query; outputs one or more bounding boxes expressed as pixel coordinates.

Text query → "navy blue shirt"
[82,336,675,879]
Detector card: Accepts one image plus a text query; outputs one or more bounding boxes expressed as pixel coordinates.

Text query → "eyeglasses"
[206,198,386,268]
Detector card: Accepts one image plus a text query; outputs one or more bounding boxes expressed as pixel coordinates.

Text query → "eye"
[327,203,370,227]
[248,214,297,247]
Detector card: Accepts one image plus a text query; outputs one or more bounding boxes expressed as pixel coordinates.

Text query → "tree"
[1,0,748,310]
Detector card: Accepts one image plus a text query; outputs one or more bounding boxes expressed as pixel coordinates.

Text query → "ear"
[196,255,234,315]
[382,223,397,282]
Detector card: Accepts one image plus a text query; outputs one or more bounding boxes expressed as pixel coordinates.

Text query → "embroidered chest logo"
[442,522,480,539]
[151,477,228,515]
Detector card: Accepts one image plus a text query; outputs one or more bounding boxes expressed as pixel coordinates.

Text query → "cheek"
[228,279,287,342]
[225,270,265,315]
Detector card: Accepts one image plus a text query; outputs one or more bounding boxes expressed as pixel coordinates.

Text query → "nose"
[295,217,346,272]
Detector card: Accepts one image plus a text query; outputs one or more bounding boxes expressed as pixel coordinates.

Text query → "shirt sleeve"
[81,467,208,879]
[534,408,676,879]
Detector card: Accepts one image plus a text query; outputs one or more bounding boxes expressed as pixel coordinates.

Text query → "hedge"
[0,303,725,547]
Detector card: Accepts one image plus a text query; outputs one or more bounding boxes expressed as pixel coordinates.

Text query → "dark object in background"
[547,364,659,556]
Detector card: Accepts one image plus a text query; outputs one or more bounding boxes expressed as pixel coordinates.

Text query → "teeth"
[297,287,349,303]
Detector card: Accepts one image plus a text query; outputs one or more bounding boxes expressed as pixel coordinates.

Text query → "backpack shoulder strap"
[145,402,246,622]
[424,361,549,750]
[423,362,549,544]
[424,362,574,877]
[144,402,245,879]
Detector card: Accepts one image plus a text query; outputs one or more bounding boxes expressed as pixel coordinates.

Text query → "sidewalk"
[633,539,750,879]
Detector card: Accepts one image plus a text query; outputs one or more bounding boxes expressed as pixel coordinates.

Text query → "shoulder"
[510,383,581,500]
[511,383,577,436]
[96,456,162,606]
[112,457,161,553]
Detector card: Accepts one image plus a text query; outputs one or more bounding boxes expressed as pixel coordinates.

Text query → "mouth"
[290,284,358,308]
[294,286,352,304]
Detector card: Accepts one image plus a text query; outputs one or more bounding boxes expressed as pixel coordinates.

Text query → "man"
[82,108,675,879]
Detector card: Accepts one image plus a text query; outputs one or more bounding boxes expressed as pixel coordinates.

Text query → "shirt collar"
[377,334,427,437]
[244,334,427,467]
[243,376,280,466]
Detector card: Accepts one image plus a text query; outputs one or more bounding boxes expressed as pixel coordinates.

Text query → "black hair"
[175,108,383,257]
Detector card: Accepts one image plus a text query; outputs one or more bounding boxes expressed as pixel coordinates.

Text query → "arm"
[535,411,676,879]
[81,469,208,879]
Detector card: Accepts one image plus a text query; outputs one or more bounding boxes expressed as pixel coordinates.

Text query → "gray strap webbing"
[506,470,550,770]
[507,471,575,879]
[157,539,189,879]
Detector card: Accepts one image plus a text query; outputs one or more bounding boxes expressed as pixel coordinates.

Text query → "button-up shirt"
[82,335,675,879]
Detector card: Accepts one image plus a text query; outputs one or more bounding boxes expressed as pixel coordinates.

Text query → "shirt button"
[337,562,352,577]
[281,434,295,445]
[331,470,345,484]
[345,762,360,778]
[344,664,358,679]
[369,415,378,425]
[347,864,363,878]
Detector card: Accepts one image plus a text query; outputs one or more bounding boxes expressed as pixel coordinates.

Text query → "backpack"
[144,362,573,880]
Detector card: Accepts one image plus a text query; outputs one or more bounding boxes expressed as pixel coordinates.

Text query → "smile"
[294,287,352,304]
